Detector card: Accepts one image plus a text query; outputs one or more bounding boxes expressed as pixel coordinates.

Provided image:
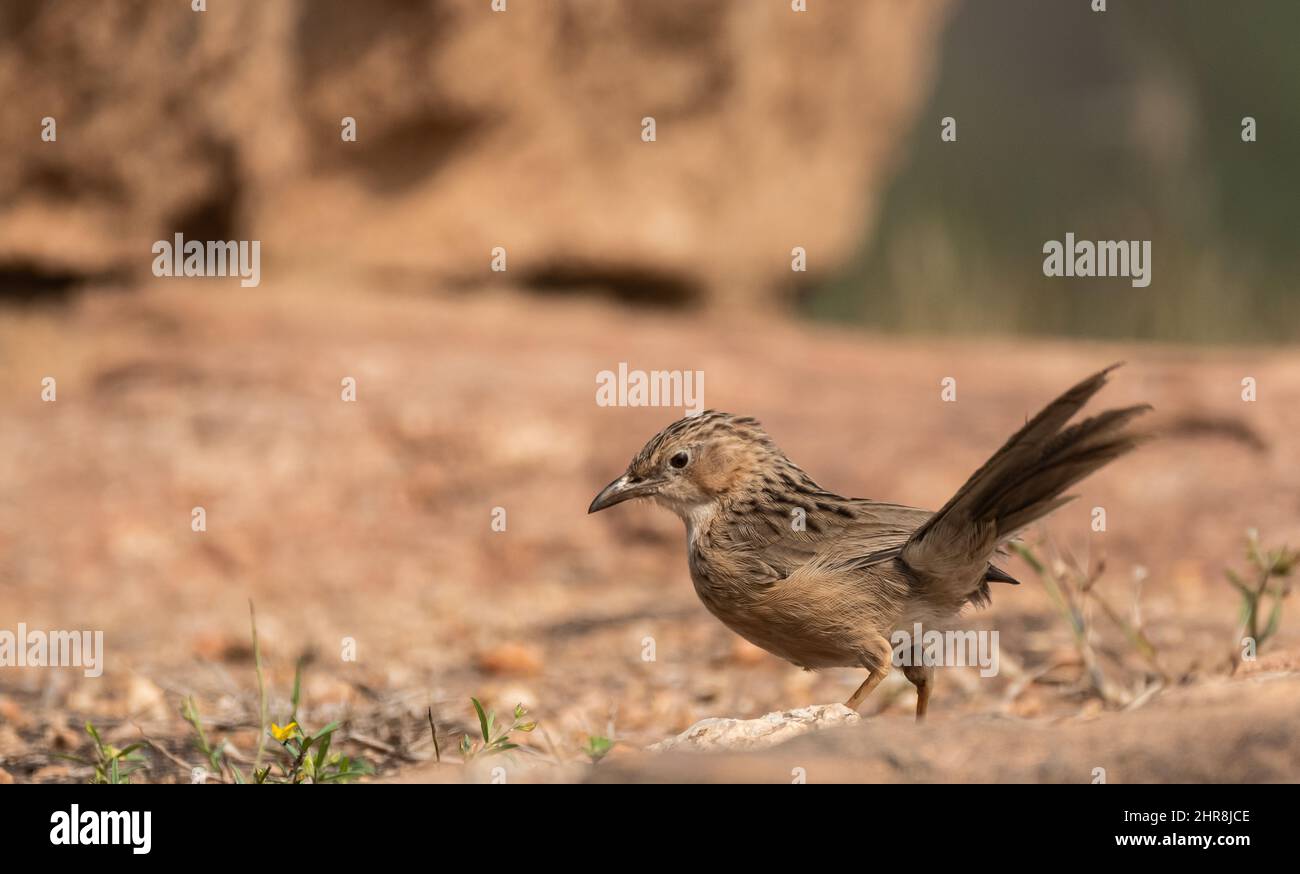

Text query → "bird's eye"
[669,451,690,469]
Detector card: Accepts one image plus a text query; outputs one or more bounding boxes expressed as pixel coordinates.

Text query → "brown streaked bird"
[588,365,1149,720]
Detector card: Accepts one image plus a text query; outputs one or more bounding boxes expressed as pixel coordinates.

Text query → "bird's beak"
[588,473,655,514]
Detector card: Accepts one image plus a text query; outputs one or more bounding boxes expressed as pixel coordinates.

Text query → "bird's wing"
[710,506,834,586]
[826,504,1019,593]
[809,501,1023,598]
[715,498,926,586]
[715,495,1019,598]
[821,501,933,572]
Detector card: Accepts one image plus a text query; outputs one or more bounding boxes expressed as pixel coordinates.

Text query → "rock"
[0,695,29,728]
[43,723,80,753]
[304,674,359,708]
[124,675,169,720]
[0,767,14,784]
[649,704,860,753]
[0,0,952,305]
[192,630,254,663]
[0,724,28,758]
[476,642,543,677]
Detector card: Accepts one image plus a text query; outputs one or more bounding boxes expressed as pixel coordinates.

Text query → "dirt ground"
[1,276,1298,783]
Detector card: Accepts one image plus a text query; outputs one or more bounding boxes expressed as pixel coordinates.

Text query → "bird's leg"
[902,664,934,721]
[915,683,931,720]
[845,669,887,710]
[845,639,894,711]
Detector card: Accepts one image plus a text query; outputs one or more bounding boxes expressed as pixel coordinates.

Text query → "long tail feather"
[900,365,1149,600]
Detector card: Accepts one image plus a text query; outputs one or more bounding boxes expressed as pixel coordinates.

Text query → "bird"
[588,364,1149,720]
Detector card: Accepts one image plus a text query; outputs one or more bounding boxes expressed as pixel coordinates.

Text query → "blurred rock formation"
[0,0,951,304]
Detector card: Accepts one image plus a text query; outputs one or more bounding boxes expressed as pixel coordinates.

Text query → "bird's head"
[588,411,785,520]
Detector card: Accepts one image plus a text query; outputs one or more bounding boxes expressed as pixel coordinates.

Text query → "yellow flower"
[270,722,299,742]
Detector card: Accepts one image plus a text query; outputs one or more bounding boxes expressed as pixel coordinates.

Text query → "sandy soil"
[1,277,1297,782]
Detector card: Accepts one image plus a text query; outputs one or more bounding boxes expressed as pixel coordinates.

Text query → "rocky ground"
[1,277,1297,783]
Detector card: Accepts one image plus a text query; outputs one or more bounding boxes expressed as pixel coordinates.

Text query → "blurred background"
[0,1,1297,782]
[811,0,1300,343]
[3,0,1297,337]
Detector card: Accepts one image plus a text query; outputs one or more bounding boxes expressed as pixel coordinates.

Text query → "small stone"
[304,674,357,707]
[0,724,28,757]
[44,723,80,752]
[648,703,860,753]
[476,642,543,676]
[193,631,252,662]
[124,676,169,718]
[0,695,29,728]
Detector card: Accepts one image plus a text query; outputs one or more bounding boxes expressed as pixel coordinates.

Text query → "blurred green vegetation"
[806,0,1299,344]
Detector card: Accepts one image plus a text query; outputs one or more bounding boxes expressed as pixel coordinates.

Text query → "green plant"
[247,643,372,784]
[259,717,372,784]
[180,695,228,776]
[250,600,269,772]
[1226,529,1295,655]
[57,721,147,784]
[459,699,536,761]
[174,603,372,784]
[1011,539,1164,707]
[582,735,613,764]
